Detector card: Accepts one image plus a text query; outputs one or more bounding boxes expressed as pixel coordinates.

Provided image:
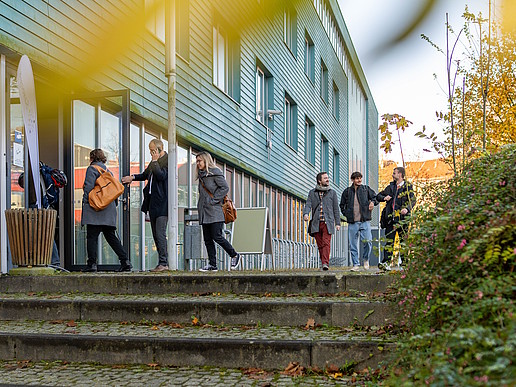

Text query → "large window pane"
[129,123,142,269]
[73,100,96,266]
[9,92,24,209]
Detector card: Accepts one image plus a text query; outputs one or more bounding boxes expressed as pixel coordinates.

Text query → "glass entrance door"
[69,90,130,270]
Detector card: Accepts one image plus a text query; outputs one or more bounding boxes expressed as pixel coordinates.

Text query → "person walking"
[303,172,341,271]
[82,149,131,273]
[340,171,378,271]
[122,139,169,272]
[196,151,240,272]
[376,166,416,271]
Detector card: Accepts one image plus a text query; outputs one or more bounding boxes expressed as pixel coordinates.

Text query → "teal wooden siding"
[0,0,377,200]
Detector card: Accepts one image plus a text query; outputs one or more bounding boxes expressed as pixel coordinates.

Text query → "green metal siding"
[0,0,376,201]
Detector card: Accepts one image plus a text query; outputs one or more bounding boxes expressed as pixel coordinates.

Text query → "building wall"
[0,0,376,199]
[0,0,379,269]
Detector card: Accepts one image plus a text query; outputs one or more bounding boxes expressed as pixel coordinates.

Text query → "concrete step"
[0,320,395,370]
[0,271,396,295]
[0,293,397,327]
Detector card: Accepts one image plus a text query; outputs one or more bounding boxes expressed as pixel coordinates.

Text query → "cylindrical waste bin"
[5,208,57,266]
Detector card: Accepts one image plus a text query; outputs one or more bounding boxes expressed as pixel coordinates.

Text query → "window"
[256,62,273,127]
[305,117,315,164]
[332,81,339,120]
[333,149,340,185]
[145,0,165,42]
[213,21,240,100]
[304,31,314,82]
[284,92,297,150]
[284,7,297,56]
[176,0,190,59]
[145,0,189,59]
[320,60,328,103]
[321,136,329,172]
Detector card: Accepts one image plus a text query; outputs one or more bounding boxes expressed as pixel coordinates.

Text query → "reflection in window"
[252,179,257,207]
[235,171,242,207]
[129,123,142,269]
[9,88,24,209]
[178,146,188,208]
[226,168,233,201]
[320,59,328,103]
[244,174,250,207]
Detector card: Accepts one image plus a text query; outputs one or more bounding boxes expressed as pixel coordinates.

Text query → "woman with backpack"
[81,148,131,273]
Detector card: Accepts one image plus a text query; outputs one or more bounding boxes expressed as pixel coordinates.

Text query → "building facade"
[0,0,378,272]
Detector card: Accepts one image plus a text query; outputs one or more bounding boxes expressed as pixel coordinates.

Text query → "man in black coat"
[122,139,168,271]
[376,166,415,271]
[340,171,378,271]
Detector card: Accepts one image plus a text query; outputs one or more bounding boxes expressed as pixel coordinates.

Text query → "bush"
[386,145,516,386]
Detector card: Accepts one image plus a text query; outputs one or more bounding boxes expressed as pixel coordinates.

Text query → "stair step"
[0,320,395,370]
[0,293,396,327]
[0,272,395,295]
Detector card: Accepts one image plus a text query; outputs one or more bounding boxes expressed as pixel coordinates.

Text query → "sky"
[338,0,492,164]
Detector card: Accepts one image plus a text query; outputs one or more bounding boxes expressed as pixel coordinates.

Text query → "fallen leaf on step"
[281,362,305,376]
[328,372,343,379]
[151,325,159,330]
[305,318,316,329]
[66,320,77,327]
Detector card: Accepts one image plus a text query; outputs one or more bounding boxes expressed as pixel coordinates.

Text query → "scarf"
[315,184,330,192]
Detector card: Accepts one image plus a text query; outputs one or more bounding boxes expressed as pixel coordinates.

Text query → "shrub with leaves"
[386,145,515,386]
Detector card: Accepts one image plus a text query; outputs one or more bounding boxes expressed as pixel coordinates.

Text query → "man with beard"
[303,172,341,270]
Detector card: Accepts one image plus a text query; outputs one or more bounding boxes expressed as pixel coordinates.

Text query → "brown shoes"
[150,264,169,272]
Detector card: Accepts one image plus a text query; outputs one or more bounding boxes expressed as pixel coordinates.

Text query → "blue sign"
[14,130,22,144]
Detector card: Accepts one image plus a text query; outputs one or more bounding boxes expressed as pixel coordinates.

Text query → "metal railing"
[185,226,351,271]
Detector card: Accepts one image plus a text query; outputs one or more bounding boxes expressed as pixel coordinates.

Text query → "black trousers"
[86,225,128,266]
[150,215,168,266]
[202,221,237,267]
[382,222,407,265]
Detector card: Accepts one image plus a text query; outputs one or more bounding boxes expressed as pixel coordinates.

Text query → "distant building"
[0,0,378,271]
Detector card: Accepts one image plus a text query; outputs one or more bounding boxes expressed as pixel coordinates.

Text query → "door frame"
[64,89,130,271]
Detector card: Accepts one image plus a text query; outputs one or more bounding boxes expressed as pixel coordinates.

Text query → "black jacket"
[376,180,415,226]
[134,152,168,219]
[340,184,378,223]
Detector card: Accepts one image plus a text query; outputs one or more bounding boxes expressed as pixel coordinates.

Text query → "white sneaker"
[363,260,370,270]
[378,262,392,271]
[350,266,360,272]
[230,254,241,270]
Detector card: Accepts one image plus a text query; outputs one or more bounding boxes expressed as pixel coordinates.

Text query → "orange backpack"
[88,165,125,211]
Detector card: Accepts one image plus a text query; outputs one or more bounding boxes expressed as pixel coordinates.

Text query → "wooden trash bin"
[5,208,57,266]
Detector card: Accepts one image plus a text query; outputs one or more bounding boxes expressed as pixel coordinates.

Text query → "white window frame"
[213,25,228,92]
[256,67,266,124]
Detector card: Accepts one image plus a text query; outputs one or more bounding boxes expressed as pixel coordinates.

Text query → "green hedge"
[386,145,516,386]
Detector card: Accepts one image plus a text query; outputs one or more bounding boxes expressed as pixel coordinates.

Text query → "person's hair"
[18,173,24,189]
[90,148,107,164]
[394,166,406,178]
[150,138,164,152]
[350,171,363,180]
[316,172,328,184]
[195,151,217,177]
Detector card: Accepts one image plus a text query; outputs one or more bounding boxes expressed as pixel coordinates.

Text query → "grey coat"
[303,188,341,235]
[197,168,229,225]
[81,162,118,227]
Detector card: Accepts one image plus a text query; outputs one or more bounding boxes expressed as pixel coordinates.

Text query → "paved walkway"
[0,360,372,386]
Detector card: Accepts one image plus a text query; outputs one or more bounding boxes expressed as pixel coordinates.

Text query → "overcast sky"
[338,0,492,163]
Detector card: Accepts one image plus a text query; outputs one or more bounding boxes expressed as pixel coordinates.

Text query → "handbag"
[88,165,125,211]
[200,178,237,224]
